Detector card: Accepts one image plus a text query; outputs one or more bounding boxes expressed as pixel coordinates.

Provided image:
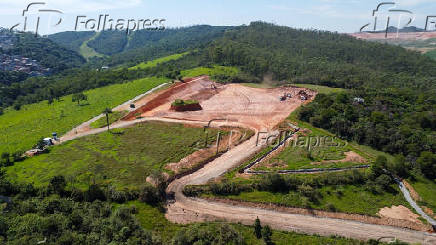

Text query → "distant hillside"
[202,22,436,89]
[377,26,426,33]
[48,31,95,52]
[48,26,233,66]
[0,30,85,85]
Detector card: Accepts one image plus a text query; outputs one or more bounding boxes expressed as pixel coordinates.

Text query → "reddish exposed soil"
[350,32,436,41]
[126,76,316,132]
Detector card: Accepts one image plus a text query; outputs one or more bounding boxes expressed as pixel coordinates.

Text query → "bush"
[259,174,288,193]
[416,151,436,179]
[138,184,161,205]
[84,185,106,202]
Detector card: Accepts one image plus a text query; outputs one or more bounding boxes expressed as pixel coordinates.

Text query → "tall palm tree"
[103,108,113,131]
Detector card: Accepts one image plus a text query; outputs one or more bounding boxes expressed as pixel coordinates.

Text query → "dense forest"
[104,25,232,67]
[87,31,128,55]
[203,22,435,89]
[0,169,250,244]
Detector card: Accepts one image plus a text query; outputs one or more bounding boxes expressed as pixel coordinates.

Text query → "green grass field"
[252,110,375,171]
[0,77,168,154]
[90,111,128,129]
[425,50,436,60]
[79,32,105,60]
[6,121,221,189]
[408,174,436,214]
[181,65,240,78]
[128,52,189,70]
[207,183,408,216]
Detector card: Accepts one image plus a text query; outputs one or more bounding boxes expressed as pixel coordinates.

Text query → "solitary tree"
[254,217,262,239]
[72,93,88,105]
[103,108,113,131]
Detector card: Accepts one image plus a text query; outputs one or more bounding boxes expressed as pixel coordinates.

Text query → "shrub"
[138,184,160,205]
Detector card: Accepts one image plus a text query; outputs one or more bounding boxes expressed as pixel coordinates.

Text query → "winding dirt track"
[166,133,436,244]
[59,79,436,244]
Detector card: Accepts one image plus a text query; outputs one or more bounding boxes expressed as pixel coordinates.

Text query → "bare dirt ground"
[350,32,436,41]
[127,77,315,132]
[311,151,367,165]
[378,205,423,226]
[404,180,422,202]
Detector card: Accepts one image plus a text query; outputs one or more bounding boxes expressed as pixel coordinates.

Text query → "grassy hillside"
[426,49,436,60]
[6,122,221,189]
[181,65,239,78]
[48,31,95,53]
[79,32,106,60]
[87,30,128,56]
[0,77,168,154]
[128,52,189,70]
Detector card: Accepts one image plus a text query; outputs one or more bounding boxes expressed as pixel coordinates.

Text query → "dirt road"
[166,134,436,244]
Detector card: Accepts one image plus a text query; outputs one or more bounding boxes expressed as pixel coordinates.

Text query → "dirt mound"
[311,151,367,165]
[378,205,423,225]
[171,103,202,112]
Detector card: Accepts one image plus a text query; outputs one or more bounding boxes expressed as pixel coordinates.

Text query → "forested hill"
[204,22,436,89]
[48,31,95,53]
[107,25,233,66]
[48,26,233,66]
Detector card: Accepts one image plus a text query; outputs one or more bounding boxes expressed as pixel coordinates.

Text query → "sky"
[1,0,436,34]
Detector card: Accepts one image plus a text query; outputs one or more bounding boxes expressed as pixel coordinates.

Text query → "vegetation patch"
[6,121,222,189]
[0,77,168,157]
[251,111,375,172]
[181,65,239,79]
[408,173,436,214]
[128,52,189,71]
[187,168,410,217]
[291,84,346,94]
